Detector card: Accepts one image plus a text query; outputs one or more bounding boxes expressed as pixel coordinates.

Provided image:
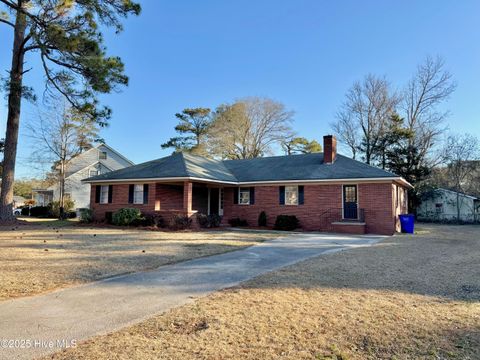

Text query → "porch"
[151,181,225,222]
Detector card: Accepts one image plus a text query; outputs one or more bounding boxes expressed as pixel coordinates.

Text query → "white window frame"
[133,184,144,204]
[99,151,107,160]
[285,185,299,205]
[238,187,250,205]
[100,185,109,204]
[89,169,99,177]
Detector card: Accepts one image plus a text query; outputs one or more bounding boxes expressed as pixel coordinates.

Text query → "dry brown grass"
[0,221,276,301]
[49,224,480,360]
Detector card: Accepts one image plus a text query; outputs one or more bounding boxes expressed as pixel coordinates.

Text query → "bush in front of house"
[131,213,165,228]
[197,213,222,228]
[274,215,299,231]
[29,206,50,217]
[49,199,76,218]
[258,211,267,227]
[21,206,30,216]
[79,208,93,223]
[171,214,192,230]
[228,217,248,227]
[208,214,222,227]
[112,208,142,226]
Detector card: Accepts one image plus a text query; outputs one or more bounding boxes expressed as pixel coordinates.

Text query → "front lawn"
[0,222,277,301]
[49,224,480,359]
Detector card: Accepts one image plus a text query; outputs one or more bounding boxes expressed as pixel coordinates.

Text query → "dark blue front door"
[343,185,358,219]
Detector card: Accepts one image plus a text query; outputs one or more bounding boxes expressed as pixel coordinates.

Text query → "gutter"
[82,176,413,188]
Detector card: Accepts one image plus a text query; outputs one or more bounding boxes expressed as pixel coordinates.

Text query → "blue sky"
[1,0,480,178]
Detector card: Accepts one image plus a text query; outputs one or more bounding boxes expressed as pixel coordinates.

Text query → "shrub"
[67,211,77,219]
[29,206,50,217]
[171,214,192,230]
[105,211,113,224]
[21,207,30,216]
[112,208,142,226]
[197,213,222,228]
[79,208,93,223]
[258,211,267,227]
[24,199,36,206]
[49,199,75,218]
[274,215,299,231]
[155,215,166,228]
[197,213,209,228]
[228,217,248,227]
[208,214,222,227]
[131,213,165,227]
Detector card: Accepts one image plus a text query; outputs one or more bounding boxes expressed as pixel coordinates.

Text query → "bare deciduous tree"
[442,133,480,221]
[402,56,456,166]
[332,74,399,164]
[27,99,100,217]
[208,97,294,159]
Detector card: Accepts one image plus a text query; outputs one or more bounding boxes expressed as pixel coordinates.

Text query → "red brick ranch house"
[84,136,412,235]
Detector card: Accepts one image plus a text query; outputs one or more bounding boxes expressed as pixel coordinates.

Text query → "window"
[285,186,299,205]
[89,170,99,177]
[100,185,109,204]
[239,187,250,205]
[99,151,107,160]
[133,184,144,204]
[435,203,443,213]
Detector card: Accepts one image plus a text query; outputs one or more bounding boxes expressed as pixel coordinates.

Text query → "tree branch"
[0,17,14,27]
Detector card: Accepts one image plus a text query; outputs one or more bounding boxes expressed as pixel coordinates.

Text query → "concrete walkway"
[0,232,384,360]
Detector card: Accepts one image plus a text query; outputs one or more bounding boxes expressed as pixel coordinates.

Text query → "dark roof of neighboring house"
[84,152,405,185]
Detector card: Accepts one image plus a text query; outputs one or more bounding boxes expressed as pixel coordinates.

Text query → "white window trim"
[133,184,144,204]
[238,187,250,205]
[89,169,99,177]
[100,185,109,204]
[285,185,299,206]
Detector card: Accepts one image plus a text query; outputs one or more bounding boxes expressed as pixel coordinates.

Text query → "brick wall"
[223,182,404,235]
[90,183,185,221]
[358,183,395,235]
[223,184,343,231]
[90,181,408,235]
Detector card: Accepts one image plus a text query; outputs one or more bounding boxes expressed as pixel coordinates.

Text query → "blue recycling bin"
[399,214,415,234]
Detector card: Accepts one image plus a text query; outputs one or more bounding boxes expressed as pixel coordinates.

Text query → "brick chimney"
[323,135,337,164]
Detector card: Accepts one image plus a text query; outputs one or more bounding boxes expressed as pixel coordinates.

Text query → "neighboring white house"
[417,188,480,223]
[33,144,134,210]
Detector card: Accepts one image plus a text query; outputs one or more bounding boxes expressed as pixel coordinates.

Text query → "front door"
[209,188,219,215]
[343,185,358,219]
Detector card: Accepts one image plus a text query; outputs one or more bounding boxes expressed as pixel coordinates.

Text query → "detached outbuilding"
[83,136,412,235]
[417,188,480,223]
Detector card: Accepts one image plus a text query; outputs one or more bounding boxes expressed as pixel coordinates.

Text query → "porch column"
[183,181,193,214]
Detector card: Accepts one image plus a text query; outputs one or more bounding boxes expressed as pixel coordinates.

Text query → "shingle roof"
[84,152,400,183]
[85,152,237,182]
[223,153,397,181]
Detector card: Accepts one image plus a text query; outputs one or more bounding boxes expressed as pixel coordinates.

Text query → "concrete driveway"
[0,232,385,360]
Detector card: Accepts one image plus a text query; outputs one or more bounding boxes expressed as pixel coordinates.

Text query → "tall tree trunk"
[0,9,27,221]
[457,191,460,224]
[59,159,66,219]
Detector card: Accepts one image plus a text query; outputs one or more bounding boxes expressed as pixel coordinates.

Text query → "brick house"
[84,136,411,235]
